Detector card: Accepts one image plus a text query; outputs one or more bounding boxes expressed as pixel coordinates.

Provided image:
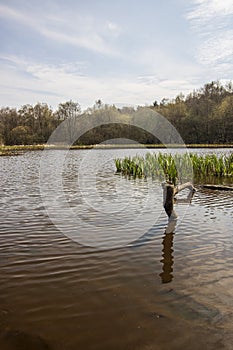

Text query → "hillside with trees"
[0,81,232,146]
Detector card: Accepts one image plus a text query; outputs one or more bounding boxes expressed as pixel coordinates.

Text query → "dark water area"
[0,149,232,349]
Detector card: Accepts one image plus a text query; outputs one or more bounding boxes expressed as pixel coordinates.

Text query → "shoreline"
[0,143,233,154]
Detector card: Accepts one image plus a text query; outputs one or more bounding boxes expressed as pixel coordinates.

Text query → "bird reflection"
[159,222,176,283]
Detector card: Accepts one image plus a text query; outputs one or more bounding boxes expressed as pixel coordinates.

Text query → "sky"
[0,0,233,111]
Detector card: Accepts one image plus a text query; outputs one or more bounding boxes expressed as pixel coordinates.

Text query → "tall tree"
[0,107,18,145]
[55,100,81,143]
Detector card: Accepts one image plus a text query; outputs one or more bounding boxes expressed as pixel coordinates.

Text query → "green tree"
[213,95,233,143]
[11,125,32,145]
[18,103,54,143]
[55,100,81,143]
[33,103,54,143]
[0,107,19,145]
[18,104,34,130]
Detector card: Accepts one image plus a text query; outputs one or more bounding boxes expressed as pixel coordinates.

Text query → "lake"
[0,148,232,349]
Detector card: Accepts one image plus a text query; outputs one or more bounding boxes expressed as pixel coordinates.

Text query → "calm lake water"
[0,148,232,350]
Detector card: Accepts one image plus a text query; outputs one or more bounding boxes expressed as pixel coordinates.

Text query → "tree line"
[0,81,232,146]
[151,81,233,144]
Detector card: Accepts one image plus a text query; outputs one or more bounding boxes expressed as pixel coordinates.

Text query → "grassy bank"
[0,144,93,155]
[0,143,233,154]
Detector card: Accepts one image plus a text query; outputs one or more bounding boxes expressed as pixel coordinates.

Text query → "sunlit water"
[0,149,232,349]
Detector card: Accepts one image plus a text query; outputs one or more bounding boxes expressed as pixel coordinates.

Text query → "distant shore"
[0,143,233,155]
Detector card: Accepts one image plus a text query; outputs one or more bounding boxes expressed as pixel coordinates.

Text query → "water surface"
[0,149,232,349]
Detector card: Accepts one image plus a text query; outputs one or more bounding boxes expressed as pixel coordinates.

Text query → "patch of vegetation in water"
[115,153,233,185]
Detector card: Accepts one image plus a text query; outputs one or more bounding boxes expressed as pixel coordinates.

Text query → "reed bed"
[190,153,233,177]
[115,153,233,184]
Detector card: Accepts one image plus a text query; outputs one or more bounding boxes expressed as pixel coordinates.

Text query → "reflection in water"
[160,232,175,283]
[159,182,195,283]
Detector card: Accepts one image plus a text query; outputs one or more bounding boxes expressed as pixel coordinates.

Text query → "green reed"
[115,152,233,184]
[189,153,233,177]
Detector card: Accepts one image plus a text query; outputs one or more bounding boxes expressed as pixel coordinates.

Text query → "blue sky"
[0,0,233,110]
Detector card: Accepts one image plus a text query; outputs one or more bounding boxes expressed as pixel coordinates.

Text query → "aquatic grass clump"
[115,152,233,184]
[115,152,192,184]
[189,153,233,177]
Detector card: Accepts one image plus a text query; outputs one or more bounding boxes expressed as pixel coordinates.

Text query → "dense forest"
[0,81,233,146]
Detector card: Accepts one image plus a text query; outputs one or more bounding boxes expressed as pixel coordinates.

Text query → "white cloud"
[136,46,203,85]
[197,30,233,64]
[0,55,201,109]
[187,0,233,23]
[186,0,233,76]
[105,21,121,37]
[0,4,30,23]
[0,4,121,56]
